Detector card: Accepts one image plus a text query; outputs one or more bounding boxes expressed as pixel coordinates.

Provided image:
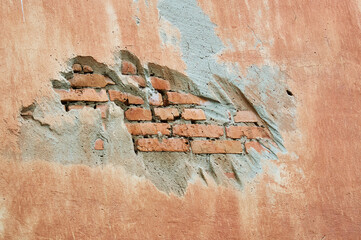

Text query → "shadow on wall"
[19,50,282,196]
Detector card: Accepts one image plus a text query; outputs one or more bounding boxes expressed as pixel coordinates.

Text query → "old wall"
[1,0,360,239]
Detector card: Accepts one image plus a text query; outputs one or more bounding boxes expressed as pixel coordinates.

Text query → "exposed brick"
[191,140,243,154]
[68,74,115,88]
[182,109,206,120]
[150,77,171,90]
[83,65,93,73]
[126,123,171,135]
[149,92,163,106]
[108,90,127,102]
[245,141,267,153]
[55,89,108,102]
[136,138,189,152]
[125,107,152,121]
[225,172,236,179]
[154,108,179,120]
[96,104,108,119]
[127,94,144,105]
[226,126,269,139]
[72,64,82,73]
[129,75,146,87]
[234,111,259,123]
[166,92,205,105]
[121,61,137,75]
[173,124,223,138]
[94,139,104,150]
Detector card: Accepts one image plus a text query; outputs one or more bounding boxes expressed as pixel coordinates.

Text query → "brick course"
[126,123,171,135]
[166,92,205,105]
[154,108,179,120]
[226,126,269,139]
[55,89,108,102]
[136,138,189,152]
[68,74,115,88]
[173,124,223,138]
[191,140,243,154]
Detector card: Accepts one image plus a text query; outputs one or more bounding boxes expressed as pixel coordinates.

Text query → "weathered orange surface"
[1,0,361,239]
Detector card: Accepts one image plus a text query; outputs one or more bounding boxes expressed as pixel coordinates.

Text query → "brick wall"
[52,52,271,156]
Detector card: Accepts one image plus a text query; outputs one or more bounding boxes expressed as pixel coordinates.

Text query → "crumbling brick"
[83,65,93,73]
[245,141,267,153]
[121,61,137,75]
[226,126,269,139]
[126,123,171,135]
[166,92,205,105]
[234,111,259,123]
[72,64,82,73]
[173,124,223,138]
[94,139,104,150]
[136,138,189,152]
[182,109,206,120]
[129,75,146,87]
[150,77,171,90]
[68,74,115,88]
[108,90,127,102]
[55,89,108,102]
[125,107,152,121]
[127,94,144,105]
[191,140,243,154]
[149,92,163,106]
[154,108,179,120]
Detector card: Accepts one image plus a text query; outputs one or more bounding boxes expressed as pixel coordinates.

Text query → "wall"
[0,0,360,239]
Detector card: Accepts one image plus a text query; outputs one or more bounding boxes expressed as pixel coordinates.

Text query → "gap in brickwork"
[19,50,279,195]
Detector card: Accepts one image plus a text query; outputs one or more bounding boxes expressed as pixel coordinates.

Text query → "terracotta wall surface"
[1,0,360,239]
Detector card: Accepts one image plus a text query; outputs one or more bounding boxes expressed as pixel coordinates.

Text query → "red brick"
[127,94,144,105]
[150,77,171,90]
[72,64,82,72]
[173,124,223,138]
[182,109,206,120]
[125,107,152,121]
[234,111,259,123]
[136,138,189,152]
[94,139,104,150]
[154,108,179,120]
[83,65,93,73]
[96,104,108,119]
[191,140,243,154]
[126,123,170,135]
[149,92,163,106]
[245,141,267,153]
[68,74,115,88]
[108,90,127,102]
[226,126,269,139]
[166,92,206,105]
[55,89,108,102]
[129,75,146,87]
[121,61,137,75]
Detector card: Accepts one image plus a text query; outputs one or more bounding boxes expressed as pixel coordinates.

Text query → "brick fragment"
[68,74,115,88]
[125,107,152,121]
[96,104,108,119]
[225,172,236,179]
[129,75,146,87]
[154,108,179,120]
[83,65,93,73]
[191,140,243,154]
[126,123,170,135]
[108,90,127,102]
[121,61,137,75]
[226,126,269,139]
[55,89,108,102]
[234,111,259,123]
[182,109,206,120]
[245,141,267,153]
[166,92,205,105]
[173,124,223,138]
[72,64,82,73]
[149,92,163,106]
[94,139,104,150]
[150,77,171,90]
[136,138,189,152]
[127,94,144,105]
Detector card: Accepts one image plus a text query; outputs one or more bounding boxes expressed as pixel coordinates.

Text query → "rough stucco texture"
[1,0,361,239]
